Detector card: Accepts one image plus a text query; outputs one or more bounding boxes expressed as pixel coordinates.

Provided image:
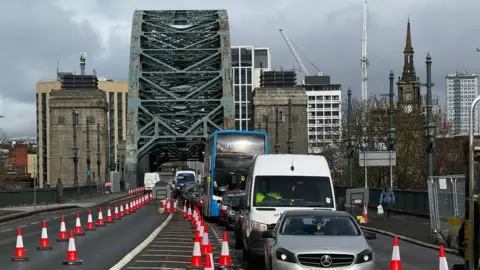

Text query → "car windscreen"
[253,175,334,208]
[280,215,360,236]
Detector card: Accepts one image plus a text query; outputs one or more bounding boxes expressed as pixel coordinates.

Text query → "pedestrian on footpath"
[56,178,64,203]
[379,186,395,219]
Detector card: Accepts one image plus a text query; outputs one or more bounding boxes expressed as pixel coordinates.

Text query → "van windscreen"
[253,176,334,208]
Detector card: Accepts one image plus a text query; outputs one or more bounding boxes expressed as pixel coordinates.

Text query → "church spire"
[400,18,417,83]
[404,18,413,54]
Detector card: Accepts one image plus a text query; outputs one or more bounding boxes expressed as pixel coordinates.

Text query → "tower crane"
[279,29,322,78]
[361,0,369,102]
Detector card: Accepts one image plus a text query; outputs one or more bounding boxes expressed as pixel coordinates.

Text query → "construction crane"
[361,0,369,102]
[279,29,320,77]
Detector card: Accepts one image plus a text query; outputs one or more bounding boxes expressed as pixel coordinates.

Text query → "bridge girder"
[126,10,233,175]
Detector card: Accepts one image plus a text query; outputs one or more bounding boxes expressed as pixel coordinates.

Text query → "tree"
[0,128,8,187]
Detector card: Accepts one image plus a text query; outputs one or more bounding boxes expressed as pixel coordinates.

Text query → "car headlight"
[355,249,373,264]
[251,220,268,232]
[275,248,296,263]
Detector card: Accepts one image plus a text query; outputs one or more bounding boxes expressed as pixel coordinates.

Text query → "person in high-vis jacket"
[256,191,282,203]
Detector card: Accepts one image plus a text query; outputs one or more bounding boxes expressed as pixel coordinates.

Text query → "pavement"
[0,195,163,270]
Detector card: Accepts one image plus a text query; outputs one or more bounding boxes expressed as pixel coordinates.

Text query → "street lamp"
[344,88,358,187]
[424,53,435,178]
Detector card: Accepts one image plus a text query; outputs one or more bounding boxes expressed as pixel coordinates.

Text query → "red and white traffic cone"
[166,198,171,213]
[218,232,232,267]
[183,201,187,217]
[173,199,178,212]
[85,209,96,231]
[12,227,28,261]
[360,203,369,224]
[96,208,106,227]
[187,204,192,220]
[57,215,69,242]
[119,204,125,217]
[190,233,203,268]
[130,200,136,213]
[390,236,402,270]
[206,242,214,270]
[439,245,448,270]
[201,225,209,255]
[62,230,83,265]
[38,220,53,250]
[114,205,121,220]
[74,212,85,236]
[125,202,130,215]
[106,206,114,223]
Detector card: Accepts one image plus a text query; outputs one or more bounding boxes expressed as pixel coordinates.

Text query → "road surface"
[0,196,163,270]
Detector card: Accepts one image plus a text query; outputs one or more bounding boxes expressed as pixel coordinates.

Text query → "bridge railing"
[334,187,430,217]
[0,185,99,207]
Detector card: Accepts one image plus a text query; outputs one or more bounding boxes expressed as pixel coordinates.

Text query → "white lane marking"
[1,228,12,232]
[31,221,39,225]
[109,213,174,270]
[52,216,59,219]
[140,254,191,258]
[18,224,27,228]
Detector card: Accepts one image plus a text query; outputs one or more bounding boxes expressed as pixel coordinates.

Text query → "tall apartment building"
[36,78,128,187]
[304,76,342,154]
[231,46,271,130]
[445,72,479,134]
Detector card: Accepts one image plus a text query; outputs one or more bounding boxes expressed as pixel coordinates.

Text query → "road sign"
[358,151,396,167]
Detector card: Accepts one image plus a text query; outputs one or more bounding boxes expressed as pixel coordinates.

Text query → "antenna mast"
[361,0,369,102]
[80,52,87,75]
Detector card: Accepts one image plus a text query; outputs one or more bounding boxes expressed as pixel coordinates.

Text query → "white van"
[237,154,337,265]
[144,172,160,191]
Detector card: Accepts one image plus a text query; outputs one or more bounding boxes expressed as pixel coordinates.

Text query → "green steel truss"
[127,10,233,169]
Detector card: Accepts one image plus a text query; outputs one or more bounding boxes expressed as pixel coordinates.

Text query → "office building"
[304,76,342,154]
[231,46,271,130]
[446,72,480,134]
[36,78,128,187]
[260,70,297,88]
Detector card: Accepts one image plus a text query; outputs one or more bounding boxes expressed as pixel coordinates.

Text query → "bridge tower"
[126,10,233,187]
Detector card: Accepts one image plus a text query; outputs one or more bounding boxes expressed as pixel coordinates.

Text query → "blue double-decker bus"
[202,130,269,218]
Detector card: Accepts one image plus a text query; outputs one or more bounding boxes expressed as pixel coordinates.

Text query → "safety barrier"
[334,186,431,216]
[0,185,99,207]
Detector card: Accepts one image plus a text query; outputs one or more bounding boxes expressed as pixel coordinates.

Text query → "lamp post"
[387,70,396,189]
[343,88,357,187]
[424,53,435,179]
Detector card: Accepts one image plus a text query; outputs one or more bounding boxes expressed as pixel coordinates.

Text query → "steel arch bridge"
[125,10,233,186]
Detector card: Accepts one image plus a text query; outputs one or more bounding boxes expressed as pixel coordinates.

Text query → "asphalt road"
[0,196,163,270]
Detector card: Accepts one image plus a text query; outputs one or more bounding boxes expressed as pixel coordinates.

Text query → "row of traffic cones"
[162,198,178,213]
[128,187,145,196]
[12,193,153,264]
[388,235,449,270]
[184,202,232,269]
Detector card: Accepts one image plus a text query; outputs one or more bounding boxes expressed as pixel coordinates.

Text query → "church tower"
[397,19,421,113]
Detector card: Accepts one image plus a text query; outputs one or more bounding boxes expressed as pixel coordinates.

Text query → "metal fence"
[0,185,99,207]
[427,175,465,243]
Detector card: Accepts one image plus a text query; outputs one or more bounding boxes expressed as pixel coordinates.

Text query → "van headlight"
[276,248,296,263]
[355,249,373,264]
[251,220,268,232]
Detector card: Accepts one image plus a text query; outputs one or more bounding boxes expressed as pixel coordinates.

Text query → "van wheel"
[235,234,243,249]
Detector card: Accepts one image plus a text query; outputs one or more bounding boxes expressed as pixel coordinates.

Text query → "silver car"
[263,210,376,270]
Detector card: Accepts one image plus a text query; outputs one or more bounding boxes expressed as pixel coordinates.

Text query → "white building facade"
[445,72,479,134]
[231,46,271,130]
[305,76,342,154]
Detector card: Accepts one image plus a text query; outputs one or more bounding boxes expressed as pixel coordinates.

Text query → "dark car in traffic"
[218,190,244,229]
[233,195,246,249]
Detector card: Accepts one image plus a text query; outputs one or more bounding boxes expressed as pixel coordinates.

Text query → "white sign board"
[358,151,396,167]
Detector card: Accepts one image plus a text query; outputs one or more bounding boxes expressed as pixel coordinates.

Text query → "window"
[253,175,334,207]
[280,215,360,236]
[241,68,246,84]
[117,92,123,140]
[405,92,412,101]
[234,86,240,101]
[241,103,247,118]
[246,69,252,84]
[235,103,240,119]
[234,68,240,84]
[241,86,247,101]
[231,48,239,67]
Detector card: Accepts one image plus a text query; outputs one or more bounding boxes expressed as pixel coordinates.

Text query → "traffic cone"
[189,234,203,268]
[119,204,124,217]
[37,220,53,250]
[360,203,369,224]
[62,230,83,265]
[206,242,214,270]
[201,225,209,254]
[125,203,130,215]
[12,227,28,261]
[166,198,171,213]
[183,201,187,217]
[173,199,178,212]
[439,245,449,270]
[96,208,106,227]
[114,205,120,220]
[218,232,232,267]
[106,206,114,223]
[390,236,402,270]
[57,215,69,242]
[74,212,85,236]
[187,205,192,220]
[85,209,96,231]
[130,200,136,213]
[204,245,213,270]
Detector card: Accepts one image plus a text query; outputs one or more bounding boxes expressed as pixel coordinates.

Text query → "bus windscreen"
[215,133,265,156]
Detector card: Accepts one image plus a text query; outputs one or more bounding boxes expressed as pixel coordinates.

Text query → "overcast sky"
[0,0,479,137]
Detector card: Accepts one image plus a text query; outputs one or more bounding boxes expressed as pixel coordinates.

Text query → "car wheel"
[235,233,243,249]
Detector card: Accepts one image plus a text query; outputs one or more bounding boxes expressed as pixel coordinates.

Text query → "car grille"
[297,253,355,268]
[267,224,276,230]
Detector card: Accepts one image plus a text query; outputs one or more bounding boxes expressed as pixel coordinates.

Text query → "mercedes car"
[263,210,376,270]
